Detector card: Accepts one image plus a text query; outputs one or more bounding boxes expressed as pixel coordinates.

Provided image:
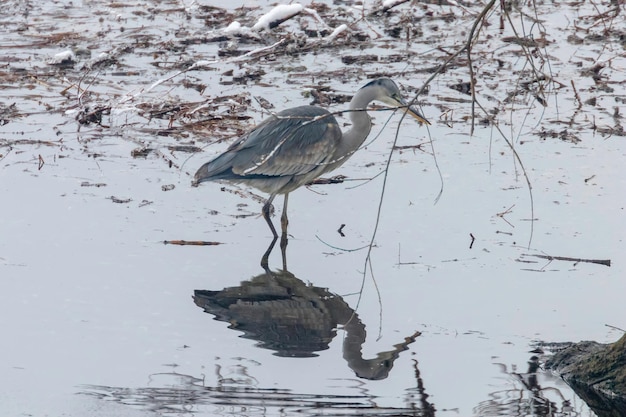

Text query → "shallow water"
[1,0,625,416]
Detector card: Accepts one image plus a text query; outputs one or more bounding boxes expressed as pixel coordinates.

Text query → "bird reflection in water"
[193,240,420,380]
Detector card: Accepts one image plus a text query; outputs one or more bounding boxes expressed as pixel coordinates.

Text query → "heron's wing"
[230,106,341,177]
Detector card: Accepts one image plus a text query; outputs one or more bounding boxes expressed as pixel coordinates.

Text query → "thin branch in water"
[345,169,386,190]
[571,80,583,110]
[496,204,516,228]
[355,104,427,333]
[314,235,369,252]
[605,324,626,333]
[354,0,500,329]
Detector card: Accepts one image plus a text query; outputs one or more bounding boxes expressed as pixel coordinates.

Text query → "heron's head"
[192,161,212,187]
[363,78,430,125]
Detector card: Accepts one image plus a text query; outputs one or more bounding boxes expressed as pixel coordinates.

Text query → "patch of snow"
[382,0,409,8]
[222,21,259,38]
[252,4,304,31]
[325,24,349,41]
[223,21,243,33]
[50,50,76,64]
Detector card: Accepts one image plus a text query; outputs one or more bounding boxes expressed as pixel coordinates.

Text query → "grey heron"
[193,78,429,237]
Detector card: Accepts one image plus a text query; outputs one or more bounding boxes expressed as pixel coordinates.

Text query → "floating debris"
[109,196,132,204]
[131,148,155,159]
[341,54,378,65]
[449,81,472,95]
[81,182,107,188]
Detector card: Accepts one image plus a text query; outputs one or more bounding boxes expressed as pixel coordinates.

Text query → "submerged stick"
[164,240,222,246]
[525,253,611,267]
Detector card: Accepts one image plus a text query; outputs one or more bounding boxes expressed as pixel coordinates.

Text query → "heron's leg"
[278,194,289,270]
[280,193,289,235]
[262,195,278,238]
[280,231,288,271]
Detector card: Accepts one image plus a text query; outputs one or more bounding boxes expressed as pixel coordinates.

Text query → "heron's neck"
[348,87,375,133]
[328,88,375,170]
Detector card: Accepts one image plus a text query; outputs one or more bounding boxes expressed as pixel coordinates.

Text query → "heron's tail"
[192,152,237,187]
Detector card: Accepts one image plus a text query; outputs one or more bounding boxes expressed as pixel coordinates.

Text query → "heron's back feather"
[194,106,341,194]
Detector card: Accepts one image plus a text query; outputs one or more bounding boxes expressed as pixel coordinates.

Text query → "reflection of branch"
[412,359,436,417]
[466,0,496,136]
[525,253,611,267]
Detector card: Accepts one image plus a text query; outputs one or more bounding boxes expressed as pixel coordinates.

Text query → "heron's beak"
[401,99,430,125]
[406,106,430,125]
